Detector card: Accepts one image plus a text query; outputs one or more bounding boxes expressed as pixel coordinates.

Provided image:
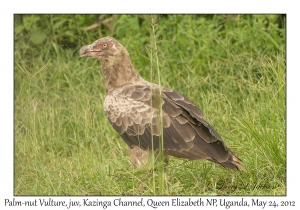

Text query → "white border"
[1,0,299,209]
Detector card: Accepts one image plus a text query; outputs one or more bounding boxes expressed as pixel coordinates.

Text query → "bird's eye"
[103,43,107,47]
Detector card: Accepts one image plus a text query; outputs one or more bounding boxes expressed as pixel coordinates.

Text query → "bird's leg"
[130,146,150,169]
[130,146,170,194]
[130,146,151,193]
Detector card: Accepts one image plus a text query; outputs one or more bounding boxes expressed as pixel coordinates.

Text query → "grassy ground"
[14,14,286,195]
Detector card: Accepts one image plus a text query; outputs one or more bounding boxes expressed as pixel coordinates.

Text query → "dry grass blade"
[15,61,48,79]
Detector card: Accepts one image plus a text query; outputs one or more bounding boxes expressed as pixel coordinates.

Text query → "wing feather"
[104,84,243,170]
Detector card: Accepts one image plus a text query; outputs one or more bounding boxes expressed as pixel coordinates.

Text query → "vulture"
[79,37,244,171]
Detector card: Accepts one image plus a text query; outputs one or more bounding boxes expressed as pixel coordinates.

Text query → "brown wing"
[104,84,244,171]
[162,88,244,170]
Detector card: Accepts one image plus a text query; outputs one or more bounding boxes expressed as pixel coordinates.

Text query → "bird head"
[79,37,128,61]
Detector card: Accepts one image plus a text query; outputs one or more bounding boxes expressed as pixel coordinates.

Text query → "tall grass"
[14,14,286,195]
[149,14,166,195]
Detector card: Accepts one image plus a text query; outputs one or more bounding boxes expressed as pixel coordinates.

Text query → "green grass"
[14,14,286,195]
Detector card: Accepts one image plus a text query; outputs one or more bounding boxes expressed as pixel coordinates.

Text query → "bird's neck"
[100,56,144,94]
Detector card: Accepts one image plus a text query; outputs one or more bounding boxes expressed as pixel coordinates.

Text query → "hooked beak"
[79,45,101,58]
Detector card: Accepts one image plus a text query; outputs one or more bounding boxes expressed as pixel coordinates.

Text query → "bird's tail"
[210,149,245,171]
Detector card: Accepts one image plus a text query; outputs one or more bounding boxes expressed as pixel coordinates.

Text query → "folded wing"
[104,84,244,170]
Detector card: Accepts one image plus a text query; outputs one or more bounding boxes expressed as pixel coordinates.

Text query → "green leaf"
[30,30,47,45]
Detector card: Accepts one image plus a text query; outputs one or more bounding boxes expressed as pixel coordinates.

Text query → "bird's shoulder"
[104,83,153,112]
[104,82,207,124]
[104,83,157,134]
